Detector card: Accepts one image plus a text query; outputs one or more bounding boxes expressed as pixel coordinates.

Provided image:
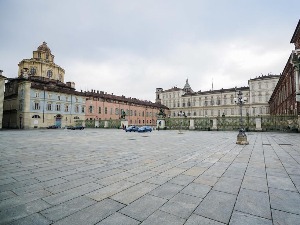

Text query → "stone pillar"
[157,119,165,130]
[104,121,109,128]
[120,120,128,129]
[189,119,195,130]
[298,115,300,132]
[212,118,218,130]
[0,75,5,129]
[255,117,262,131]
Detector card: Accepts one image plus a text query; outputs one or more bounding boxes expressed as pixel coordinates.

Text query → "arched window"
[47,70,53,78]
[30,67,36,76]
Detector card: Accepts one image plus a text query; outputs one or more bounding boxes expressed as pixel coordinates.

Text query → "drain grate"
[279,143,292,146]
[262,143,271,145]
[142,136,149,137]
[128,138,136,140]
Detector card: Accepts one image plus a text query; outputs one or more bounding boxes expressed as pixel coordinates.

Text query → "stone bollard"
[255,117,262,131]
[189,119,195,130]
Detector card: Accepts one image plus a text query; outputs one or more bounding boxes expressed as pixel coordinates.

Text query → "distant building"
[84,90,166,126]
[156,75,279,118]
[2,42,167,129]
[269,20,300,115]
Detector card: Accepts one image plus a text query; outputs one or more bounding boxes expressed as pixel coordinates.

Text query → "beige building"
[3,42,85,129]
[156,75,279,118]
[0,70,6,129]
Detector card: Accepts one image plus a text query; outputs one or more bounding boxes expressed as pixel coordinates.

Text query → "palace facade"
[156,75,279,118]
[2,42,166,129]
[269,20,300,115]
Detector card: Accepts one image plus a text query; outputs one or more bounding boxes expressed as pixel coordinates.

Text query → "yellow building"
[18,41,65,82]
[3,42,85,129]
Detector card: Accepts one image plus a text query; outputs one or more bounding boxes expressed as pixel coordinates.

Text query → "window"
[65,105,69,112]
[47,103,52,111]
[230,95,234,104]
[98,107,101,114]
[75,105,79,113]
[134,110,137,116]
[47,70,53,78]
[105,107,107,114]
[75,97,79,103]
[35,92,40,98]
[82,106,85,113]
[38,52,41,58]
[34,102,40,110]
[56,104,61,111]
[58,96,61,101]
[115,108,119,115]
[48,94,52,99]
[30,67,36,75]
[89,105,93,113]
[32,115,40,118]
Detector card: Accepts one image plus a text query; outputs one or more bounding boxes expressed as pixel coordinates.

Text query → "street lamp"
[234,90,249,145]
[178,111,186,134]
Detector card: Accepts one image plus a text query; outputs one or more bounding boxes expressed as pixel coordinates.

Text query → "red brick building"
[269,20,300,115]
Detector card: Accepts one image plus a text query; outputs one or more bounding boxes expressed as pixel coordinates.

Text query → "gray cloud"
[0,0,299,101]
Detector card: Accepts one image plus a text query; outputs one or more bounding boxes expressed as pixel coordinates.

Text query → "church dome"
[37,41,51,53]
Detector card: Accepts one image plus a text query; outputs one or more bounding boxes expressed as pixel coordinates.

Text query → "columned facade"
[269,20,300,115]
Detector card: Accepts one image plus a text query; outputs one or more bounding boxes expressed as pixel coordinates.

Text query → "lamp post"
[234,90,249,145]
[178,111,186,134]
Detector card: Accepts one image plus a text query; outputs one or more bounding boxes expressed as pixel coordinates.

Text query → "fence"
[165,115,299,132]
[75,119,122,129]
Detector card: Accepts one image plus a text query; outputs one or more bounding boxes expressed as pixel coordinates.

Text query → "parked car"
[66,126,84,130]
[71,125,84,130]
[47,125,59,129]
[138,126,152,132]
[125,126,139,132]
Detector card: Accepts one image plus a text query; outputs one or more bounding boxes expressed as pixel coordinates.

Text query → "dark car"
[138,126,152,132]
[125,126,139,132]
[71,126,84,130]
[47,125,59,129]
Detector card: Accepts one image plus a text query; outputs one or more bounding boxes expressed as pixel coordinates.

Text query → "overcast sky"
[0,0,299,102]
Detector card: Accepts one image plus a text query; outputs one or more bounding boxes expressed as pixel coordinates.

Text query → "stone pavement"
[0,129,300,225]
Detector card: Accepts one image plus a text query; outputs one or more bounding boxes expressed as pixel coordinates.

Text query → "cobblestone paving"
[0,129,300,225]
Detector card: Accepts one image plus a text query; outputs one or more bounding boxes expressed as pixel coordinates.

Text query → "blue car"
[138,126,152,132]
[125,126,139,132]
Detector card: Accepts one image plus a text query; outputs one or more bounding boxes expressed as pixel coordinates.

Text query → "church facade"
[2,42,166,129]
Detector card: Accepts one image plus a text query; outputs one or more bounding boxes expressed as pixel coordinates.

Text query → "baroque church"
[2,42,166,129]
